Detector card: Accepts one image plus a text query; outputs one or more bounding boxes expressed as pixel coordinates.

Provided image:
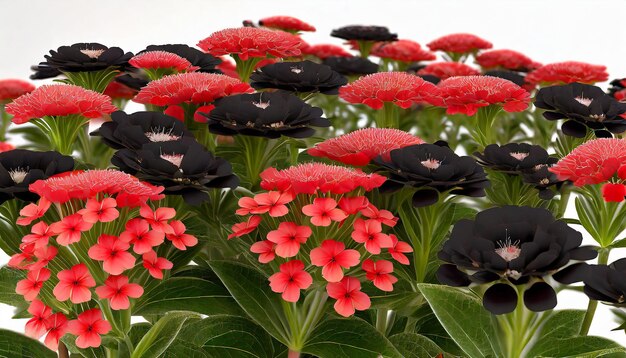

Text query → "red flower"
[95,275,144,310]
[5,84,116,124]
[133,72,252,107]
[120,218,165,254]
[326,276,371,317]
[22,221,53,249]
[362,259,398,291]
[236,196,259,215]
[371,39,436,63]
[139,205,175,234]
[25,299,52,339]
[0,79,35,102]
[8,243,36,269]
[250,240,276,263]
[308,128,424,166]
[259,15,316,32]
[602,183,626,202]
[88,234,136,275]
[338,196,370,215]
[216,58,239,79]
[29,169,164,204]
[252,191,294,217]
[476,49,539,71]
[427,33,492,54]
[197,27,305,60]
[142,250,173,279]
[0,141,14,152]
[302,198,347,227]
[339,72,438,110]
[53,263,96,303]
[302,44,352,60]
[104,81,137,100]
[79,197,119,223]
[228,215,262,239]
[268,260,312,302]
[30,245,58,272]
[166,220,198,250]
[129,51,198,72]
[50,214,93,246]
[17,198,51,226]
[417,62,480,80]
[550,138,626,186]
[310,239,360,282]
[360,203,398,227]
[266,221,312,257]
[431,75,531,116]
[526,61,609,86]
[388,234,413,265]
[260,163,386,195]
[16,268,51,301]
[351,219,393,254]
[44,313,68,351]
[67,309,111,349]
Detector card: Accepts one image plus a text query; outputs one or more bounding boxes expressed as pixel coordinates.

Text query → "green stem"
[376,309,388,334]
[357,41,374,58]
[233,55,262,83]
[376,102,398,128]
[470,106,502,150]
[579,248,610,335]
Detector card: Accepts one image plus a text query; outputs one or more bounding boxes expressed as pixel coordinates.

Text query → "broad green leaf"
[0,266,24,307]
[131,311,200,358]
[413,307,464,356]
[0,329,56,358]
[302,317,402,358]
[418,284,501,358]
[161,343,210,358]
[536,310,584,340]
[389,333,443,358]
[128,322,152,346]
[61,335,115,358]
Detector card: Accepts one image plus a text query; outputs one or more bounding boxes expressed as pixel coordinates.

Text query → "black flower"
[92,111,194,150]
[331,25,397,42]
[250,60,347,95]
[322,56,378,77]
[112,140,238,205]
[114,72,150,91]
[0,150,74,203]
[475,143,556,174]
[203,92,330,139]
[534,82,626,138]
[484,70,527,88]
[554,259,626,305]
[31,43,133,79]
[437,205,597,314]
[373,143,490,207]
[139,44,222,73]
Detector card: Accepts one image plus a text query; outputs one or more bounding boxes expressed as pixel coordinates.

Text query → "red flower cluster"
[197,27,305,60]
[371,39,436,63]
[338,72,438,109]
[308,128,424,166]
[129,51,199,72]
[475,49,540,71]
[302,44,352,59]
[417,62,480,80]
[230,180,411,316]
[259,15,316,32]
[526,61,609,86]
[260,163,386,194]
[427,33,492,54]
[430,75,531,116]
[0,79,35,102]
[5,84,116,124]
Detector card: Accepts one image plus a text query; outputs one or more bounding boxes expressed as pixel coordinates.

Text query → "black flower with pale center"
[534,82,626,138]
[0,150,74,204]
[139,44,221,73]
[92,111,194,150]
[31,43,133,79]
[202,92,330,139]
[331,25,397,42]
[554,259,626,306]
[373,143,490,207]
[112,140,238,205]
[437,205,597,314]
[322,56,379,77]
[250,60,347,95]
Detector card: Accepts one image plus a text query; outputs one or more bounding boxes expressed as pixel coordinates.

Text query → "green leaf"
[0,329,56,358]
[209,260,289,344]
[389,333,443,358]
[536,310,584,340]
[609,238,626,249]
[302,317,402,358]
[128,322,152,346]
[131,311,201,358]
[0,266,25,307]
[418,283,501,358]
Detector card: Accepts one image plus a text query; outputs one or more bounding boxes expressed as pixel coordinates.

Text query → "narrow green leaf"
[0,266,25,307]
[0,329,56,358]
[131,311,200,358]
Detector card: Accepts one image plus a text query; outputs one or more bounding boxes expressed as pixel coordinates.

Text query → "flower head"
[371,39,436,63]
[388,234,413,265]
[326,276,371,317]
[6,84,116,124]
[427,33,492,54]
[526,61,608,86]
[259,16,315,32]
[322,56,378,76]
[138,44,222,73]
[142,250,173,279]
[166,220,198,250]
[268,260,312,302]
[88,234,136,275]
[351,218,393,254]
[310,240,360,282]
[476,49,539,72]
[331,25,397,42]
[32,43,132,77]
[303,44,352,60]
[67,308,112,349]
[266,221,312,257]
[302,198,347,227]
[104,81,138,100]
[50,214,93,246]
[197,27,305,60]
[250,240,276,263]
[16,268,50,301]
[53,263,96,304]
[228,215,262,239]
[95,275,143,310]
[43,313,68,351]
[25,299,52,339]
[362,259,397,291]
[129,51,198,72]
[417,62,480,80]
[0,79,35,102]
[80,197,119,223]
[250,60,347,94]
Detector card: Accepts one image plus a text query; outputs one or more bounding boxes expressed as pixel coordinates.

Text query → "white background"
[1,0,626,348]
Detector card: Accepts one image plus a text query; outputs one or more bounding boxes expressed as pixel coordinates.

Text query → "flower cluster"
[0,79,35,103]
[526,61,609,86]
[426,33,492,54]
[475,49,539,72]
[197,27,305,60]
[371,39,436,63]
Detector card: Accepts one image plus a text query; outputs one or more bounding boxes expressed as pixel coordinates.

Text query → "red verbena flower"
[50,214,93,246]
[302,198,347,227]
[79,197,119,223]
[351,218,393,254]
[360,203,398,227]
[228,215,262,239]
[431,75,531,116]
[302,44,352,59]
[388,234,413,265]
[44,313,68,351]
[139,205,175,234]
[129,51,198,72]
[88,234,136,275]
[166,220,198,250]
[16,268,50,301]
[371,39,436,63]
[308,128,424,166]
[53,263,96,304]
[0,79,35,102]
[30,245,57,272]
[338,72,438,109]
[266,221,312,257]
[417,62,480,80]
[427,33,492,54]
[259,15,316,32]
[250,240,276,263]
[310,239,360,282]
[197,27,305,60]
[5,84,116,124]
[8,243,36,269]
[22,222,53,249]
[133,72,253,107]
[475,49,539,71]
[526,61,609,86]
[337,196,370,215]
[326,276,371,317]
[17,198,51,226]
[120,218,165,254]
[67,308,111,349]
[251,191,294,217]
[362,259,398,291]
[95,275,144,310]
[268,260,312,302]
[602,183,626,202]
[142,250,173,279]
[25,299,52,338]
